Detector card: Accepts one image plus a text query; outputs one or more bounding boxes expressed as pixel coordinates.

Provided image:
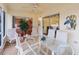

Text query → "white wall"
[60,8,79,30]
[0,4,13,33]
[3,4,79,34]
[6,13,12,32]
[40,6,79,30]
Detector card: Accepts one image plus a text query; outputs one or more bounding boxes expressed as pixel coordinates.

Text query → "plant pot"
[21,31,26,37]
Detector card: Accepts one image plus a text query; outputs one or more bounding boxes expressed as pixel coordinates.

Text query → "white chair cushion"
[56,30,68,45]
[7,28,18,42]
[47,29,55,39]
[54,45,66,55]
[54,30,68,55]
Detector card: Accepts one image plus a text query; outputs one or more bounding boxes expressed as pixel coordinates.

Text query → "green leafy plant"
[19,19,29,33]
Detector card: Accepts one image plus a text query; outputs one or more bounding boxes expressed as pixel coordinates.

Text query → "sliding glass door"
[0,8,5,47]
[3,11,5,37]
[0,12,1,46]
[0,13,1,33]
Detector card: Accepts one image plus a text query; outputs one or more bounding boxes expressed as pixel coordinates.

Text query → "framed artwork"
[64,15,77,30]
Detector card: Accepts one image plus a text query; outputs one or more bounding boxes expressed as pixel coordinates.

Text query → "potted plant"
[19,19,29,36]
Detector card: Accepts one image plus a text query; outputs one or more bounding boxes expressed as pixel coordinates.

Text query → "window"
[42,14,60,35]
[12,16,15,28]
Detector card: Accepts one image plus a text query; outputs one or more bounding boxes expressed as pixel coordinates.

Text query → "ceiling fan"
[32,3,39,8]
[32,3,40,13]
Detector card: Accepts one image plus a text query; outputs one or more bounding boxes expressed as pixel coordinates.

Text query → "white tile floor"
[3,46,17,55]
[0,36,51,55]
[0,36,73,55]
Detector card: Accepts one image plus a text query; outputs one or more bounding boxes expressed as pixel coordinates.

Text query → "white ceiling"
[4,3,79,17]
[5,3,50,14]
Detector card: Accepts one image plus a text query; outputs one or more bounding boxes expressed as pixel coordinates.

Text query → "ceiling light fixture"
[33,3,39,8]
